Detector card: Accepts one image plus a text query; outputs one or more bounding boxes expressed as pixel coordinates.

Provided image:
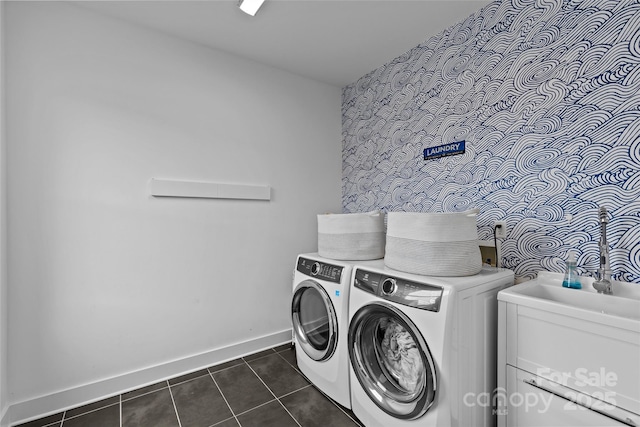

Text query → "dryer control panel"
[297,257,343,284]
[353,269,443,312]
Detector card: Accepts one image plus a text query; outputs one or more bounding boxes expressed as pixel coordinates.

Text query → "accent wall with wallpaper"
[343,0,640,282]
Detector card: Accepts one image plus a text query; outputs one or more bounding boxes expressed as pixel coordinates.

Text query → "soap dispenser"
[562,250,581,289]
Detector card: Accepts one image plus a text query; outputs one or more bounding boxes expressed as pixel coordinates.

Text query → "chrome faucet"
[593,206,612,295]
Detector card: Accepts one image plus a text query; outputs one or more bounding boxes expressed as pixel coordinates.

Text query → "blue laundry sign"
[424,140,466,160]
[335,290,340,297]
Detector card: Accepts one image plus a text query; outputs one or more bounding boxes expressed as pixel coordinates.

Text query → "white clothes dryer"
[291,253,382,408]
[348,265,514,427]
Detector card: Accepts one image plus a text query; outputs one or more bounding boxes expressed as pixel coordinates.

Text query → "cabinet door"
[506,366,638,427]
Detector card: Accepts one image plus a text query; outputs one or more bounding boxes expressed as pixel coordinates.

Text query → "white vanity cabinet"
[497,272,640,427]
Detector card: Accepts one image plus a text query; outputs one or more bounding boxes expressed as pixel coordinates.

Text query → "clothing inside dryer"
[376,317,424,393]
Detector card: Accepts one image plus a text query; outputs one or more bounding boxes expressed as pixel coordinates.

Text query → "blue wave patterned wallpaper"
[342,0,640,282]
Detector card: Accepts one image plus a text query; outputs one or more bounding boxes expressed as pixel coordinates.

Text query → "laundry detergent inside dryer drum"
[349,302,437,420]
[292,279,338,361]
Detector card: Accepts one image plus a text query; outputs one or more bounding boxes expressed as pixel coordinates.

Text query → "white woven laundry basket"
[385,209,482,276]
[317,211,385,260]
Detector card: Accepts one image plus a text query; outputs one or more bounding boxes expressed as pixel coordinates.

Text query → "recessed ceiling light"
[238,0,265,16]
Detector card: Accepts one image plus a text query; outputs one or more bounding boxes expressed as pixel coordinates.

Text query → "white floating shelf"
[149,178,271,201]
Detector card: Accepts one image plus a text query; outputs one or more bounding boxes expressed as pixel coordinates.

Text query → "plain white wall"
[0,1,9,423]
[5,1,342,406]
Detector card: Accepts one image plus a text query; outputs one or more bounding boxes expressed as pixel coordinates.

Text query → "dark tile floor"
[16,343,363,427]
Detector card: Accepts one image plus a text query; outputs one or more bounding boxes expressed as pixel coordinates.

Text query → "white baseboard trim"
[7,329,292,426]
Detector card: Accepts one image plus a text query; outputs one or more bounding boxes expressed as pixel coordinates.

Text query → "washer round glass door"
[291,279,337,361]
[349,301,437,419]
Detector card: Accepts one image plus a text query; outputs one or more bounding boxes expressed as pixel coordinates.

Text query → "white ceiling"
[74,0,493,87]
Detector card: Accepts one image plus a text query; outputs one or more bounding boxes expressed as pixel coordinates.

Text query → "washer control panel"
[297,257,343,284]
[353,269,443,312]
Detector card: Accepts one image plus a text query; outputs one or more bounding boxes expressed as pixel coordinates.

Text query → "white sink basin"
[499,271,640,330]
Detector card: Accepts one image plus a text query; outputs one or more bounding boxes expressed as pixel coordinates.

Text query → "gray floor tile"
[20,342,358,427]
[212,363,274,414]
[62,404,120,427]
[247,353,309,397]
[122,381,168,401]
[168,369,210,386]
[242,349,275,362]
[65,396,119,419]
[122,388,179,427]
[272,343,293,353]
[212,417,240,427]
[15,413,64,427]
[236,401,298,427]
[171,375,233,427]
[276,346,298,368]
[208,358,244,374]
[281,386,361,427]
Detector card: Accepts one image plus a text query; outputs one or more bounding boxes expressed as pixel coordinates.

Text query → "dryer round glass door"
[349,301,437,420]
[291,279,337,361]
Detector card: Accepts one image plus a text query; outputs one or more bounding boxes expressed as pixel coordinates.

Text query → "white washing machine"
[348,265,514,427]
[291,253,383,408]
